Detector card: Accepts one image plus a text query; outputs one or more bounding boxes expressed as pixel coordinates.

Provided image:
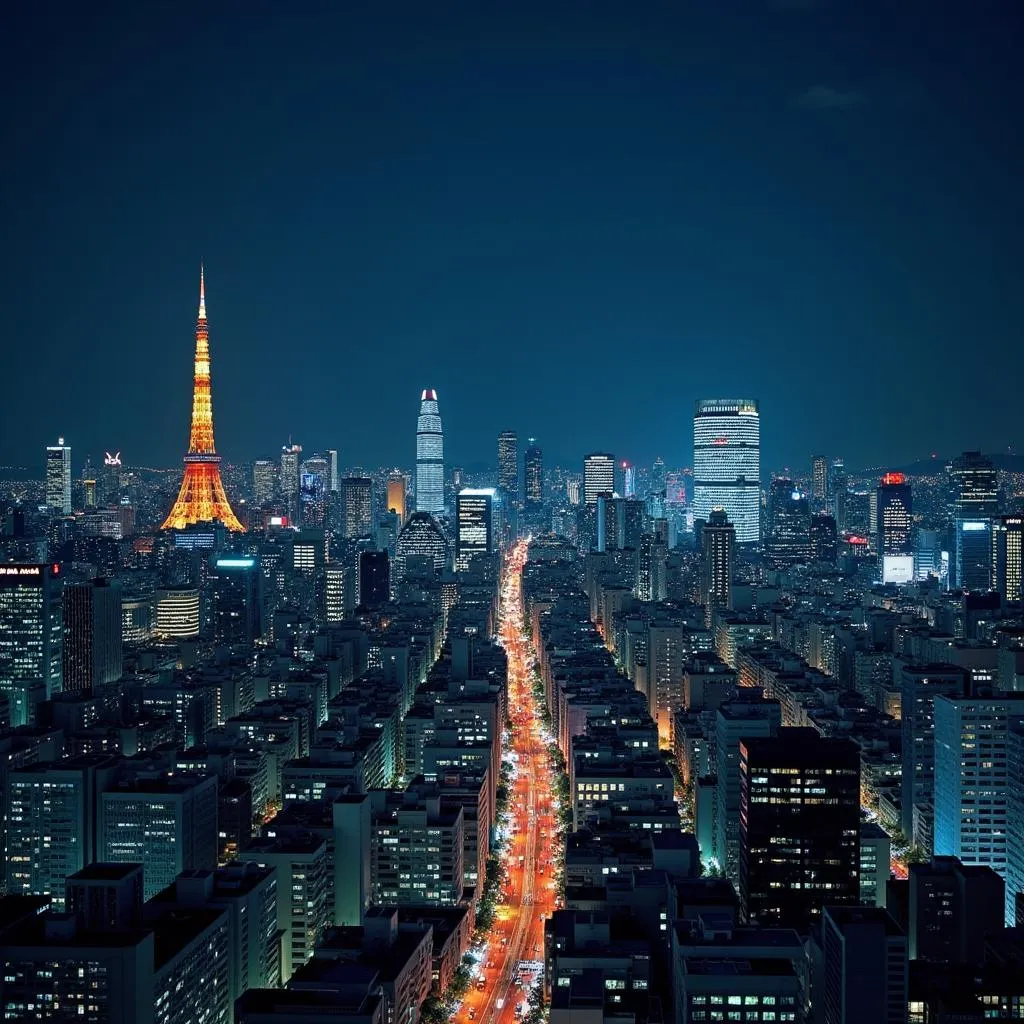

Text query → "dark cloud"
[795,85,865,109]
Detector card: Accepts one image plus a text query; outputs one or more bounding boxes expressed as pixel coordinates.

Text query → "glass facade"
[693,400,760,543]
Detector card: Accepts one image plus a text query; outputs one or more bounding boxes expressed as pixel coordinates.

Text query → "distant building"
[342,477,373,538]
[877,472,913,584]
[524,439,543,521]
[415,389,445,514]
[252,459,278,505]
[811,455,829,506]
[358,550,390,609]
[62,578,123,691]
[394,512,449,583]
[497,430,518,503]
[45,437,72,513]
[765,479,811,568]
[993,515,1023,601]
[701,509,735,628]
[386,474,407,524]
[583,453,615,505]
[810,513,838,565]
[456,488,497,570]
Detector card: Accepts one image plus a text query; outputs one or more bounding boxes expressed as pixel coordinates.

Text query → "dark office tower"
[908,857,1005,962]
[280,442,302,522]
[342,477,373,538]
[394,512,449,583]
[829,458,847,530]
[739,729,860,930]
[949,451,999,591]
[583,452,615,505]
[765,478,811,569]
[877,472,913,584]
[0,563,63,727]
[209,555,262,644]
[811,455,829,507]
[62,578,123,691]
[101,451,122,503]
[693,398,761,543]
[252,459,277,506]
[299,469,327,529]
[358,550,390,609]
[993,515,1023,602]
[497,430,519,501]
[524,439,543,508]
[820,906,908,1024]
[810,513,839,565]
[651,456,666,497]
[456,488,495,570]
[899,664,970,843]
[415,388,445,514]
[701,509,735,627]
[46,436,72,513]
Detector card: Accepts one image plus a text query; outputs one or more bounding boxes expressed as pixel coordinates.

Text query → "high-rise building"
[394,512,449,583]
[829,457,847,530]
[497,430,518,502]
[208,555,262,644]
[155,587,201,639]
[877,472,913,584]
[934,693,1024,923]
[810,512,838,564]
[524,439,543,521]
[62,578,123,691]
[701,509,735,627]
[326,449,339,492]
[621,461,636,499]
[279,443,301,522]
[950,451,998,592]
[342,476,373,538]
[324,562,355,622]
[765,479,811,569]
[993,515,1023,602]
[739,729,860,930]
[161,268,244,531]
[386,474,407,524]
[252,460,277,505]
[583,452,614,505]
[811,455,829,507]
[299,469,327,529]
[456,488,496,570]
[651,456,666,496]
[0,563,63,727]
[45,436,72,513]
[101,451,122,503]
[693,399,761,543]
[358,550,390,609]
[415,389,445,514]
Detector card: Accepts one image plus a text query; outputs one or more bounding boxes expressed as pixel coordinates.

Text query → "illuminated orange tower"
[161,267,244,532]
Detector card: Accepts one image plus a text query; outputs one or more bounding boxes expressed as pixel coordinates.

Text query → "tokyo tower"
[160,267,244,532]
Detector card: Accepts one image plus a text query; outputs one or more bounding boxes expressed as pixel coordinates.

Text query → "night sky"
[2,2,1022,474]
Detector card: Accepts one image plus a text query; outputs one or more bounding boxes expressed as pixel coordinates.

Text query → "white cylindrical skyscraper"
[693,399,760,543]
[415,389,445,514]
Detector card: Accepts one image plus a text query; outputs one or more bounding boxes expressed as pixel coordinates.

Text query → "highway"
[454,539,560,1024]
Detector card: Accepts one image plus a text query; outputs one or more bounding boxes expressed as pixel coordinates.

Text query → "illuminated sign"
[216,558,256,569]
[883,554,914,585]
[960,521,988,532]
[269,516,288,527]
[0,565,41,576]
[104,451,122,466]
[881,472,906,486]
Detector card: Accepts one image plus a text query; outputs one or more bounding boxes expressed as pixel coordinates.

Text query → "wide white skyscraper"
[415,389,445,514]
[693,399,760,543]
[46,437,72,513]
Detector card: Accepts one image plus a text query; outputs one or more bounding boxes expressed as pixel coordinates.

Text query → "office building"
[62,578,123,691]
[280,442,302,521]
[324,562,355,622]
[209,555,262,644]
[66,862,145,930]
[0,562,63,727]
[524,439,543,523]
[765,479,811,569]
[811,455,829,507]
[497,429,518,502]
[46,436,72,513]
[693,399,761,543]
[101,450,122,503]
[342,476,373,538]
[394,512,449,582]
[100,774,218,900]
[1007,723,1024,927]
[252,459,277,505]
[993,515,1023,602]
[860,822,891,908]
[299,468,327,529]
[933,694,1024,923]
[820,906,908,1024]
[739,729,860,930]
[810,513,838,565]
[701,509,735,628]
[456,488,496,570]
[877,472,913,584]
[829,458,847,530]
[583,452,615,505]
[154,587,200,639]
[358,550,390,609]
[415,388,445,514]
[386,474,407,524]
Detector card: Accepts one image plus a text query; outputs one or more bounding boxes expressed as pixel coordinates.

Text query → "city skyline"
[2,5,1022,472]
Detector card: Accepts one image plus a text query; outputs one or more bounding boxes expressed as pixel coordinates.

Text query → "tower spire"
[198,264,206,321]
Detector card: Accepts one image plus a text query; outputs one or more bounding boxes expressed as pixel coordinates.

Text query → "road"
[454,539,560,1024]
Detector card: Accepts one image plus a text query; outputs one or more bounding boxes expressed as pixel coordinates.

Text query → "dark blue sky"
[2,1,1022,473]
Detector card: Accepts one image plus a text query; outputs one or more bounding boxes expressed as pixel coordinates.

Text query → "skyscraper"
[161,268,244,531]
[62,578,123,691]
[765,479,811,569]
[46,437,72,513]
[394,512,449,583]
[877,472,913,584]
[651,456,666,497]
[811,454,829,507]
[279,443,302,522]
[701,509,735,627]
[386,474,407,524]
[252,459,277,505]
[326,449,339,492]
[456,488,496,570]
[358,550,390,609]
[993,515,1023,602]
[524,440,543,519]
[0,563,63,727]
[810,512,838,564]
[951,451,999,592]
[830,457,847,530]
[415,389,445,514]
[497,430,518,502]
[342,477,373,538]
[583,452,614,505]
[693,399,761,543]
